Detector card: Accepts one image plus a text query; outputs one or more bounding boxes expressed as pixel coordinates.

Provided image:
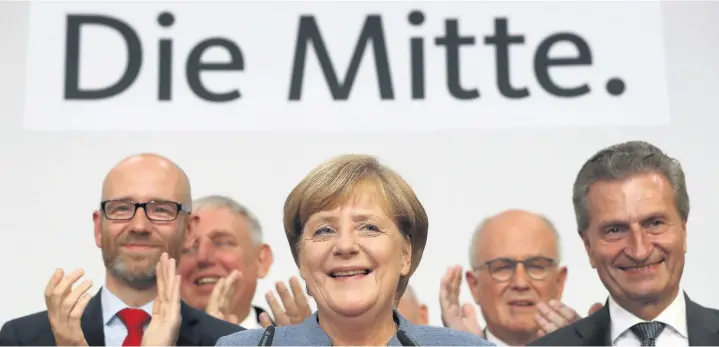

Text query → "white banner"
[24,1,670,132]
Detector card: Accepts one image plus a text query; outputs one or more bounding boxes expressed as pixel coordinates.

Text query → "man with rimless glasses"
[440,209,601,345]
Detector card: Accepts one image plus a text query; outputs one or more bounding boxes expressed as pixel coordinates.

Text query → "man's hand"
[535,300,602,337]
[142,253,181,346]
[259,277,312,328]
[45,268,93,346]
[206,271,241,324]
[588,302,603,316]
[439,266,483,337]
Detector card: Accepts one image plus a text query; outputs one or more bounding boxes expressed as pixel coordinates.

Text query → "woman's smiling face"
[298,185,412,318]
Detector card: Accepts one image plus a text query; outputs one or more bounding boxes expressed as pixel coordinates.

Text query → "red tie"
[117,308,151,346]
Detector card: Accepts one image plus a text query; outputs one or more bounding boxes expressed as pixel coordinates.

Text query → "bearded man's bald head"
[102,153,192,206]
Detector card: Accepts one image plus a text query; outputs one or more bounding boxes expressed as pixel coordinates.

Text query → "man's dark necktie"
[630,322,666,346]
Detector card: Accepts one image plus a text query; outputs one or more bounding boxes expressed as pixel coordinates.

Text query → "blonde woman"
[216,155,493,346]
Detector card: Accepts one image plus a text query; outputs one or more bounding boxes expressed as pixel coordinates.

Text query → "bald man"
[440,209,600,345]
[397,285,429,325]
[0,154,242,346]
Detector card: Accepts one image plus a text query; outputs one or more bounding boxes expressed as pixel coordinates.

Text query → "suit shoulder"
[528,319,583,346]
[205,315,244,335]
[409,325,495,346]
[2,310,50,327]
[693,301,719,323]
[216,324,318,346]
[0,310,52,345]
[703,305,719,316]
[215,328,265,346]
[184,305,243,343]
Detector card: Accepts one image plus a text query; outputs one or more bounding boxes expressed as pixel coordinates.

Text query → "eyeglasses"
[474,256,557,282]
[100,199,189,222]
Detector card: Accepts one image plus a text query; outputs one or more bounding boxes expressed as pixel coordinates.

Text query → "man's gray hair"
[572,141,689,233]
[468,212,562,269]
[193,195,264,244]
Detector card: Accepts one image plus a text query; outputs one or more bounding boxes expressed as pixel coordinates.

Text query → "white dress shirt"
[609,290,688,346]
[484,328,508,346]
[101,286,154,346]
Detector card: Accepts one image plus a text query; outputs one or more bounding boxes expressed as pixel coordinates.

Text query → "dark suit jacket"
[530,293,719,346]
[0,292,243,346]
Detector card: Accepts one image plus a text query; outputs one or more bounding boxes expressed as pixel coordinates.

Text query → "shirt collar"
[484,328,508,346]
[100,286,154,326]
[609,289,688,343]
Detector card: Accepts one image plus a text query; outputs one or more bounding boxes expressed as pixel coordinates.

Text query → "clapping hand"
[45,268,93,346]
[206,271,241,324]
[259,276,313,328]
[535,300,603,337]
[142,253,181,346]
[439,265,483,337]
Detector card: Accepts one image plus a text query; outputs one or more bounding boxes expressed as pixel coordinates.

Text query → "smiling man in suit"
[531,141,719,346]
[0,153,242,346]
[178,195,274,329]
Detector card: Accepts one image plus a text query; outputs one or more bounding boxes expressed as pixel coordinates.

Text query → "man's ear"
[256,244,274,278]
[93,210,103,248]
[555,266,568,299]
[185,213,199,242]
[682,220,687,254]
[465,270,481,304]
[419,304,429,326]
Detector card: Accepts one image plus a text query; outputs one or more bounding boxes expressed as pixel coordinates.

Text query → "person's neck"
[489,326,535,346]
[614,286,680,321]
[105,273,157,307]
[232,303,252,324]
[318,306,397,346]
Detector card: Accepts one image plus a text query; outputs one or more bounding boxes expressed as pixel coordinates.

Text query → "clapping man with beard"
[0,154,242,346]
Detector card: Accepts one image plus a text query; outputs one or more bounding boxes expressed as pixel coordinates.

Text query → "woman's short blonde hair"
[283,154,428,300]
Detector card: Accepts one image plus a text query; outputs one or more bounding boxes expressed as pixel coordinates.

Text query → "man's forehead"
[477,221,558,260]
[103,178,184,201]
[195,228,236,239]
[195,208,253,237]
[104,171,185,201]
[102,154,190,202]
[585,173,676,222]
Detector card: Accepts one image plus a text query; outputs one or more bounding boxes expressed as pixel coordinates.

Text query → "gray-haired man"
[531,141,719,346]
[440,209,600,345]
[178,195,275,329]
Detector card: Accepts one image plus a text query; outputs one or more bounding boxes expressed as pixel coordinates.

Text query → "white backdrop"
[1,1,718,328]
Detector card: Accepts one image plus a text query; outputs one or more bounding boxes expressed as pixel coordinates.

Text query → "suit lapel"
[575,301,613,346]
[175,301,201,346]
[568,293,719,346]
[685,293,719,346]
[81,292,106,346]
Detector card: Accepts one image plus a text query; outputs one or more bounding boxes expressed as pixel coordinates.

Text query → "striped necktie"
[630,322,666,346]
